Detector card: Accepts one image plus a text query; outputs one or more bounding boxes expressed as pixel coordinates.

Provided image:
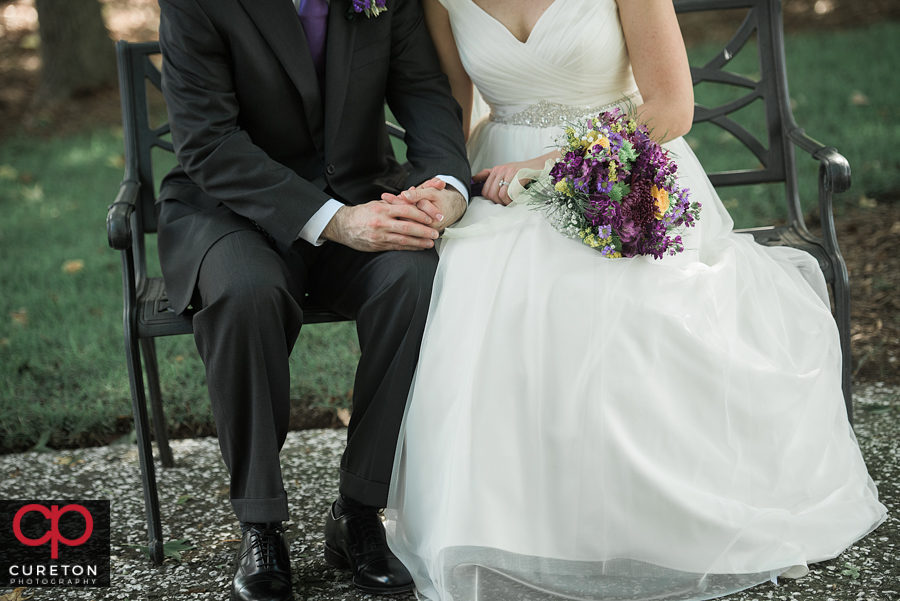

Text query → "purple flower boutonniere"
[352,0,387,17]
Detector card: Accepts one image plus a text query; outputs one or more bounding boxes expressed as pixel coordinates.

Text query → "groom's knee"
[195,231,302,333]
[384,249,439,312]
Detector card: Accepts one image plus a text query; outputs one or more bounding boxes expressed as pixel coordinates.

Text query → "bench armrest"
[787,127,851,195]
[107,180,140,250]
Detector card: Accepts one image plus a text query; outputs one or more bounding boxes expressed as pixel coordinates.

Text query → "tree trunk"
[34,0,117,104]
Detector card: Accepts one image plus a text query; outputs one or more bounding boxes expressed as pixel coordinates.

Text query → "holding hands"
[380,179,467,234]
[321,179,467,252]
[321,201,441,252]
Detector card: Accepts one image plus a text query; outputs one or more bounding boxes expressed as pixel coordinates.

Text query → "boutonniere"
[349,0,387,18]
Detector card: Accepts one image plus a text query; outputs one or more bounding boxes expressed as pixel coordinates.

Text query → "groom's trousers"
[192,229,438,524]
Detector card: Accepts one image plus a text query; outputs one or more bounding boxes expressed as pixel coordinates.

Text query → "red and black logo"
[1,500,110,587]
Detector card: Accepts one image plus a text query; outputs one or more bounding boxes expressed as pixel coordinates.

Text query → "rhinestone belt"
[489,92,640,128]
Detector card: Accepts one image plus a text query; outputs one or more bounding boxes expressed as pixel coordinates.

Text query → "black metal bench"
[107,0,852,565]
[674,0,851,411]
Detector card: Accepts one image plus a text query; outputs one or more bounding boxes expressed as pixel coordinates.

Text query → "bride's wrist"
[526,152,558,170]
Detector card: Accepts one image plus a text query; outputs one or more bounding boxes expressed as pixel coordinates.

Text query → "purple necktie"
[298,0,328,95]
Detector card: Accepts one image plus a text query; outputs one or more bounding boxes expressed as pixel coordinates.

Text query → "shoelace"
[353,509,388,552]
[247,524,285,570]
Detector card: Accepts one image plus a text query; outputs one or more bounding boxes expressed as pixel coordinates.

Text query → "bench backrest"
[674,0,802,224]
[117,40,170,236]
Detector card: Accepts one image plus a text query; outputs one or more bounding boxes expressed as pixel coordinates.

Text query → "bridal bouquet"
[523,108,700,259]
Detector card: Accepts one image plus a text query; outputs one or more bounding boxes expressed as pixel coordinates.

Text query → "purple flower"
[621,179,656,227]
[351,0,387,16]
[538,108,698,259]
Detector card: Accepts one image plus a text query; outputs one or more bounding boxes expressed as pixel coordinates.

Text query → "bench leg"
[833,279,853,426]
[124,321,165,564]
[141,338,175,468]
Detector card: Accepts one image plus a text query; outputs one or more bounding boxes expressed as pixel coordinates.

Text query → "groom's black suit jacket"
[156,0,470,314]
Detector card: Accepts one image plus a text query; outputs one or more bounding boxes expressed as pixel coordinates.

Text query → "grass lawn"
[0,131,359,452]
[1,22,898,453]
[683,22,898,226]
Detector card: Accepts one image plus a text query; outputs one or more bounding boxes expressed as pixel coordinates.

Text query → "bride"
[382,0,886,600]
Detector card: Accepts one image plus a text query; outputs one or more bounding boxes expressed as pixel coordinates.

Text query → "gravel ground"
[1,383,898,601]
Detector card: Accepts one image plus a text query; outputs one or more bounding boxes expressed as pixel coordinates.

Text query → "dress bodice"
[438,0,640,121]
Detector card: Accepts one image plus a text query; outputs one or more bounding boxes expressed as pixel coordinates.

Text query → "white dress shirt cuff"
[297,198,344,246]
[436,175,470,203]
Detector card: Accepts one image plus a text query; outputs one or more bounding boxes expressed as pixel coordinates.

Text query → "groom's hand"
[321,201,440,252]
[380,179,467,232]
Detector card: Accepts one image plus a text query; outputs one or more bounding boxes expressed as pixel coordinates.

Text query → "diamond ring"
[499,180,511,187]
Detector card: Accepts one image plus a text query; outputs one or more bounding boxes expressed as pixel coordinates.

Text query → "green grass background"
[1,23,898,452]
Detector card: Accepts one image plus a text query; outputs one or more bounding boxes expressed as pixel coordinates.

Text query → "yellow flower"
[651,185,669,218]
[608,161,616,181]
[584,234,601,248]
[585,135,610,156]
[555,180,574,196]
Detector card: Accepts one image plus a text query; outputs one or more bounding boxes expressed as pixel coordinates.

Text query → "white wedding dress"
[384,1,886,600]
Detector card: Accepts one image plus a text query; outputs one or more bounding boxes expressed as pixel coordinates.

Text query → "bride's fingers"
[381,192,414,204]
[482,170,501,204]
[472,168,491,183]
[400,187,445,223]
[420,178,446,190]
[416,199,442,223]
[496,168,516,205]
[498,180,511,205]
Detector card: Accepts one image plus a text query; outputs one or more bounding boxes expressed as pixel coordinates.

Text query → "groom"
[156,0,470,598]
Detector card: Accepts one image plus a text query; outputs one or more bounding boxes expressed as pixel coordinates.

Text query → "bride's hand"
[473,164,526,206]
[473,152,559,205]
[381,178,466,232]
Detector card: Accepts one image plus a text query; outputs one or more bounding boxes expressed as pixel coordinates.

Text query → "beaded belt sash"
[489,92,640,128]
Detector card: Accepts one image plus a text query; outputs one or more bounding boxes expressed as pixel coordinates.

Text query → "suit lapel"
[236,0,325,156]
[323,2,357,157]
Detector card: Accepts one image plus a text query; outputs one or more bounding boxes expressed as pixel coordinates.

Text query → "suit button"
[325,164,336,175]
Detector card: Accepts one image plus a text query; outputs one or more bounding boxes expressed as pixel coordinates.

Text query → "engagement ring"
[499,180,511,187]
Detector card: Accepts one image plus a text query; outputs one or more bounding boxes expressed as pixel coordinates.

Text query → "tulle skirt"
[384,123,886,601]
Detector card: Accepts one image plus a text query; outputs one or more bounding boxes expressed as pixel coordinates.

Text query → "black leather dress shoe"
[231,523,292,601]
[324,500,414,594]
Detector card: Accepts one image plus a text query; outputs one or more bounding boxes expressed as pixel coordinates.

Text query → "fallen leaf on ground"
[10,309,28,327]
[858,195,877,209]
[62,259,84,274]
[850,91,870,106]
[0,588,33,601]
[22,183,42,202]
